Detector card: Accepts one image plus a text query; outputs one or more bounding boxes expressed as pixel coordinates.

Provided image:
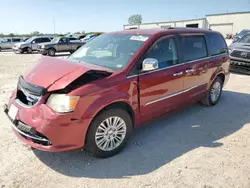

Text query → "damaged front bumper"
[4,89,90,152]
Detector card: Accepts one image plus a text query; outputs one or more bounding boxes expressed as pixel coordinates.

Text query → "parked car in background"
[232,29,250,43]
[229,32,250,74]
[4,28,230,158]
[0,38,23,51]
[37,37,85,56]
[12,36,53,53]
[80,34,96,42]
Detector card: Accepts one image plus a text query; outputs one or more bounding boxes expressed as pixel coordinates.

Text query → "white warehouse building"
[123,11,250,37]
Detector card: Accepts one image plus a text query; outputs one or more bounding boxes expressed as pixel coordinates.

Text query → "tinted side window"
[40,38,51,43]
[33,38,41,43]
[181,35,207,62]
[69,37,77,41]
[146,38,178,68]
[12,38,21,42]
[206,33,228,56]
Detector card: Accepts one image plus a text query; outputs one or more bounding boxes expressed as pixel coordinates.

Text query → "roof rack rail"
[168,27,212,30]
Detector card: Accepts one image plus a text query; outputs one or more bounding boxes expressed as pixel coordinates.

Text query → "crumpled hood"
[22,56,112,92]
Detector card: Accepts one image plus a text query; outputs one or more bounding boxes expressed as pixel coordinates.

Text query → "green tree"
[8,33,15,37]
[128,14,142,25]
[30,31,41,36]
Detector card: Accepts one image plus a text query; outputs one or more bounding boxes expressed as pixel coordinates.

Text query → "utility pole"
[52,13,56,34]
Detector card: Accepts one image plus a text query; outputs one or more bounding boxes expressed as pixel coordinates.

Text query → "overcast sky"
[0,0,249,34]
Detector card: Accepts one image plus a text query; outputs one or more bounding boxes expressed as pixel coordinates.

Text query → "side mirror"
[142,58,158,71]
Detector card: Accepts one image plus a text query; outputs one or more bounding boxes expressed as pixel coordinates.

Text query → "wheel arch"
[84,101,135,145]
[87,101,135,127]
[208,67,226,89]
[47,47,57,52]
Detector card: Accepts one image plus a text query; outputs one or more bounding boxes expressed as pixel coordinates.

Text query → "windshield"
[239,34,250,43]
[68,34,150,70]
[51,37,60,43]
[25,36,36,43]
[238,30,250,37]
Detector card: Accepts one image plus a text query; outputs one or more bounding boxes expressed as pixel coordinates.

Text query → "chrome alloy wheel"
[210,81,221,103]
[95,116,127,151]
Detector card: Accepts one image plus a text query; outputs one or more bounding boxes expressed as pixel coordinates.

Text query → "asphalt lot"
[1,51,250,188]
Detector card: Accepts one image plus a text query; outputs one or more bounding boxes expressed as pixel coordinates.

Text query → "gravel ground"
[1,51,250,188]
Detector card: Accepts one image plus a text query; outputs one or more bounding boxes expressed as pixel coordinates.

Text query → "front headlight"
[46,94,80,113]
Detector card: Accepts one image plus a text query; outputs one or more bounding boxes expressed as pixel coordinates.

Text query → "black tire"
[0,47,2,52]
[201,77,223,106]
[26,47,32,54]
[85,108,132,158]
[48,48,56,56]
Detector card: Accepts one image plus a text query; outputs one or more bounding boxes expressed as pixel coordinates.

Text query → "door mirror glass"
[142,58,158,71]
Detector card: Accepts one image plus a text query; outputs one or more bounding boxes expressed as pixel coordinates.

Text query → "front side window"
[68,34,150,71]
[239,34,250,43]
[40,38,51,43]
[145,37,178,69]
[59,38,67,43]
[181,35,207,62]
[33,38,41,43]
[206,33,228,56]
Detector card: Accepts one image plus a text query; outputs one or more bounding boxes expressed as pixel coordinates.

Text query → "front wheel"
[85,108,132,158]
[201,77,223,106]
[26,47,32,54]
[48,48,56,56]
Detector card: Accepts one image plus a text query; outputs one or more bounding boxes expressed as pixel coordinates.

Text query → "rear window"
[181,35,207,62]
[206,33,228,56]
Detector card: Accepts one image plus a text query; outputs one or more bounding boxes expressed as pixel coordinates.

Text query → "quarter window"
[181,35,207,62]
[206,33,228,56]
[146,38,178,69]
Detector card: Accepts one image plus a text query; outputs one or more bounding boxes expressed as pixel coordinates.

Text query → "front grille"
[231,50,250,59]
[16,76,46,107]
[14,121,51,146]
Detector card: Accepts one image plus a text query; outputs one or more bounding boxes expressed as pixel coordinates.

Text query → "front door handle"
[173,72,183,76]
[185,68,195,73]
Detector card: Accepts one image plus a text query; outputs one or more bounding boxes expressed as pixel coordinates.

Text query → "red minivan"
[4,28,230,158]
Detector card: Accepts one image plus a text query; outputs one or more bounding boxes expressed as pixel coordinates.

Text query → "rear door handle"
[173,72,183,76]
[185,68,195,73]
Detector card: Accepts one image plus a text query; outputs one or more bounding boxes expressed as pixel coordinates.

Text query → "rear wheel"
[85,108,132,158]
[48,48,56,56]
[0,47,2,52]
[201,77,223,106]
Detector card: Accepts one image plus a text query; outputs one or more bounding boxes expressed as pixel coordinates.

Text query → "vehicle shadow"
[33,90,250,178]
